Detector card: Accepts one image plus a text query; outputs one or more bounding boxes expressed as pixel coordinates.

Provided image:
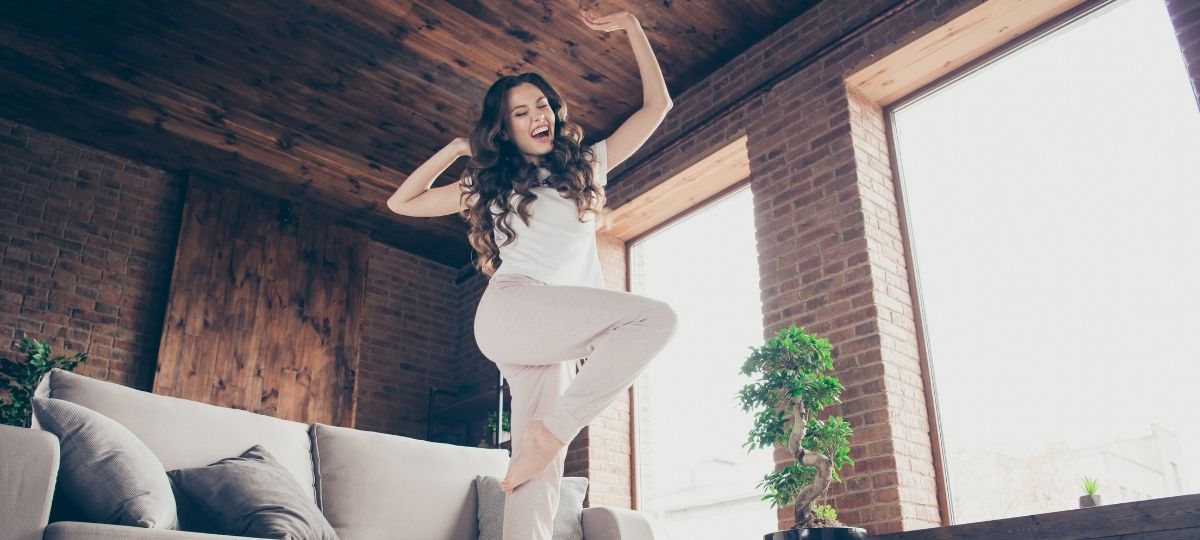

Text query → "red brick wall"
[0,117,185,391]
[455,270,498,431]
[356,241,465,439]
[0,115,477,442]
[1166,0,1200,105]
[838,84,941,529]
[579,233,635,508]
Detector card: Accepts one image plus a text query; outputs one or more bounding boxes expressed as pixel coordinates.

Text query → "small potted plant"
[482,409,511,447]
[1,334,88,427]
[1079,476,1102,508]
[738,324,866,540]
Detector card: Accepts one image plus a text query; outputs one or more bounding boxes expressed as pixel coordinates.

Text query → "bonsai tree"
[737,324,854,529]
[1,334,88,427]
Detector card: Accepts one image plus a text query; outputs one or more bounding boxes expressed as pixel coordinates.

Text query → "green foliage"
[1082,476,1099,496]
[812,504,838,522]
[484,409,510,438]
[737,324,854,513]
[802,417,855,482]
[0,335,88,427]
[756,460,818,508]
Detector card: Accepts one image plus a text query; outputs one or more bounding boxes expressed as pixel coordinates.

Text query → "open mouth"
[531,125,551,143]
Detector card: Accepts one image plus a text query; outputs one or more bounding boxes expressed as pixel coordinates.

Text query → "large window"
[631,186,778,538]
[889,0,1200,524]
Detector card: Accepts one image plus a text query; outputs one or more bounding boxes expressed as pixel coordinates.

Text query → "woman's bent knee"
[647,300,679,336]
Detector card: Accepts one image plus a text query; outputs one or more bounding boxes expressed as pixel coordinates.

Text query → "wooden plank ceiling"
[0,0,820,267]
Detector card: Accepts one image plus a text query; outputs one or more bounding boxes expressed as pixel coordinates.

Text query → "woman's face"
[502,82,555,165]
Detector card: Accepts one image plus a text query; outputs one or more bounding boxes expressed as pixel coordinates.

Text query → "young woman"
[387,8,676,539]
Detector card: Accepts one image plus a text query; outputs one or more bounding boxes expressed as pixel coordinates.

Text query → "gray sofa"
[0,368,654,540]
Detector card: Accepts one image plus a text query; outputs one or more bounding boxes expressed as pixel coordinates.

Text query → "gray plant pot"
[1079,494,1102,508]
[764,527,869,540]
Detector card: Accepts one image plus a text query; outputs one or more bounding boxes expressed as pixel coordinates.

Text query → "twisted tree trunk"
[787,400,833,528]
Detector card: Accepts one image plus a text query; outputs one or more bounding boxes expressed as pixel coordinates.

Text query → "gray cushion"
[33,368,316,505]
[30,397,179,530]
[475,475,587,540]
[311,423,509,540]
[167,445,337,540]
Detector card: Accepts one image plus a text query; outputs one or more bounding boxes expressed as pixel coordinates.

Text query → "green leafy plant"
[812,504,838,523]
[1,335,88,427]
[737,324,854,529]
[483,410,511,441]
[1082,476,1099,496]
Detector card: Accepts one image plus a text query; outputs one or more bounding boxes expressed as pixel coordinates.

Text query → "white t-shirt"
[481,139,608,288]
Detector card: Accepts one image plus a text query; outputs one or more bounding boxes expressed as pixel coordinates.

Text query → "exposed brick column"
[356,242,463,438]
[582,233,636,508]
[592,0,1008,531]
[843,85,941,530]
[748,75,941,533]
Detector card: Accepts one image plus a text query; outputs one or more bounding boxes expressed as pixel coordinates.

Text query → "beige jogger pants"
[473,272,678,540]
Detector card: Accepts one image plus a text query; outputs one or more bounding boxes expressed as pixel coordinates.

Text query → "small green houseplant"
[483,409,511,446]
[1,335,88,427]
[738,324,863,539]
[1079,476,1102,508]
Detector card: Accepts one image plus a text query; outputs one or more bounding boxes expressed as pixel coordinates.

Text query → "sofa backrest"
[34,368,317,504]
[312,423,509,540]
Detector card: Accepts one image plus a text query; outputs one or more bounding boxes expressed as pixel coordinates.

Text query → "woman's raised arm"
[386,137,472,217]
[578,8,672,170]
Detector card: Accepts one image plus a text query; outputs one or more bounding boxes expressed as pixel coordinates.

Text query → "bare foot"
[500,419,565,493]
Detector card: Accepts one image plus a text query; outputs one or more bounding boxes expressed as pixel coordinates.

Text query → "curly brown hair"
[458,72,607,278]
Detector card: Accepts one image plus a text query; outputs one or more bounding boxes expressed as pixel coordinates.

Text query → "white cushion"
[312,423,509,540]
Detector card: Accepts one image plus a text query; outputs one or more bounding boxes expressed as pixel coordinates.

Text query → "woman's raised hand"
[578,8,636,33]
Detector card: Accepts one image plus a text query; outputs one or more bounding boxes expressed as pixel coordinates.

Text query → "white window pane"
[891,0,1200,524]
[632,187,779,538]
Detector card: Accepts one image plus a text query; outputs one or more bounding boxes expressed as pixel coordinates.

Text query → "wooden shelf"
[435,382,510,421]
[871,493,1200,539]
[426,375,510,446]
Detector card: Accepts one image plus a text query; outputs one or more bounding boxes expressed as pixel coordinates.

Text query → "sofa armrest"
[44,522,269,539]
[0,423,60,540]
[582,506,655,540]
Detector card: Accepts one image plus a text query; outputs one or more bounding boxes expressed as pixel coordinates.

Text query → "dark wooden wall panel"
[153,174,366,426]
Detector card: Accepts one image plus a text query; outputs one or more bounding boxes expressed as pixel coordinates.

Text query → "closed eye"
[516,104,549,117]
